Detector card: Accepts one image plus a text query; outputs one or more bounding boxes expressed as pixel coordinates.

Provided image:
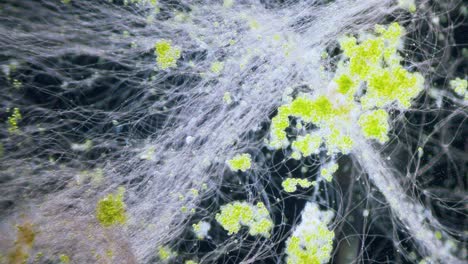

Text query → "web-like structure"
[0,0,466,263]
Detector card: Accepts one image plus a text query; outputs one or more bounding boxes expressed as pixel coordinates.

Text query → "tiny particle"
[417,147,423,158]
[363,209,369,217]
[223,91,232,105]
[186,136,194,144]
[210,61,224,74]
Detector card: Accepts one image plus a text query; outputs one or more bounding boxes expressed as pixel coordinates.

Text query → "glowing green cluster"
[362,65,423,109]
[7,107,22,134]
[320,163,339,182]
[215,201,273,237]
[334,74,355,95]
[96,187,127,227]
[449,77,467,99]
[285,203,334,264]
[223,91,232,104]
[155,40,181,70]
[291,134,322,158]
[210,61,224,74]
[338,22,423,109]
[269,23,423,159]
[358,109,390,143]
[227,153,252,172]
[282,178,314,193]
[324,126,354,154]
[269,95,355,154]
[158,246,177,261]
[59,254,70,263]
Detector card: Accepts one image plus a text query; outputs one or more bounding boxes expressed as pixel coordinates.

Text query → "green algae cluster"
[450,77,467,100]
[282,178,314,193]
[285,203,334,264]
[269,23,424,163]
[158,246,177,261]
[7,222,36,264]
[7,107,22,135]
[155,40,181,70]
[96,187,127,227]
[227,153,252,172]
[215,201,273,237]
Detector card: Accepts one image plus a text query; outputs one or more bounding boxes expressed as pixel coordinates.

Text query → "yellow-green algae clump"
[358,109,390,144]
[155,40,181,70]
[7,222,36,264]
[269,94,356,155]
[59,254,70,263]
[227,153,252,172]
[215,201,273,237]
[269,22,424,161]
[96,187,127,227]
[291,133,322,158]
[282,178,314,193]
[158,246,177,261]
[338,22,424,109]
[449,77,467,99]
[7,107,22,135]
[320,163,339,182]
[210,61,224,74]
[285,202,334,264]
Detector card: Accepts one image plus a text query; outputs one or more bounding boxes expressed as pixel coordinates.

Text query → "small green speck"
[7,107,22,135]
[210,61,224,74]
[12,79,22,89]
[321,163,339,182]
[158,246,176,261]
[449,77,467,97]
[223,91,232,104]
[249,20,260,30]
[59,254,70,263]
[190,188,199,196]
